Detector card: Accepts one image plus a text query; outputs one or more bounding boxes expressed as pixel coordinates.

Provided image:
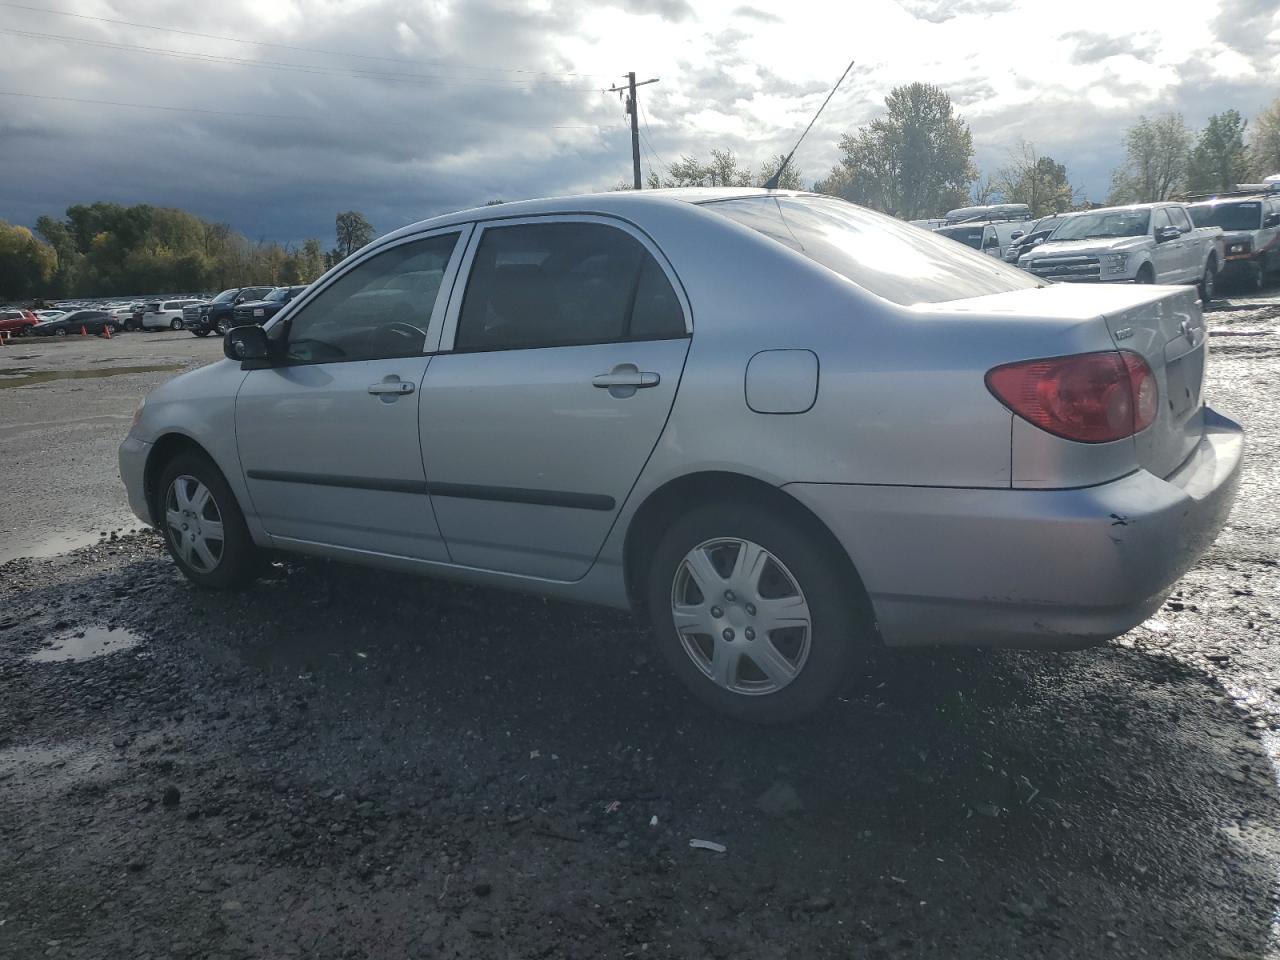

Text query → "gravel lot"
[1,292,1279,960]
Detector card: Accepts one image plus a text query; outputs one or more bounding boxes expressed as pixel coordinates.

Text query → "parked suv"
[0,308,39,336]
[1004,215,1065,264]
[143,299,204,331]
[1187,193,1280,291]
[229,285,309,329]
[184,287,275,337]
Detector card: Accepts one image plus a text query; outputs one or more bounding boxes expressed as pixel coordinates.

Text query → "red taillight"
[986,350,1158,444]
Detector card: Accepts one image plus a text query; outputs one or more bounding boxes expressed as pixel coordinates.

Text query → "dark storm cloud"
[1063,30,1156,64]
[896,0,1014,24]
[731,5,783,22]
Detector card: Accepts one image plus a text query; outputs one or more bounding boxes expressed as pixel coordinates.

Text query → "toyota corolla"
[119,189,1243,722]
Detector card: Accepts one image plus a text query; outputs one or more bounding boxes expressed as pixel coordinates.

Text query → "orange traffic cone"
[103,324,112,339]
[0,332,8,347]
[80,325,88,336]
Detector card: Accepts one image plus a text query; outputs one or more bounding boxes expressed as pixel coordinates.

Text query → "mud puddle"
[27,626,142,663]
[0,364,182,389]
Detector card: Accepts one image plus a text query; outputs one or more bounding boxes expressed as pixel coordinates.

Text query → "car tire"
[193,329,210,338]
[645,501,864,724]
[1199,258,1216,304]
[170,318,183,331]
[156,452,259,590]
[215,319,228,336]
[1135,264,1154,284]
[54,327,67,336]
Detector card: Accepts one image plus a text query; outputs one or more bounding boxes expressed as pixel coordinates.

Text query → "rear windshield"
[1189,201,1262,231]
[703,196,1041,305]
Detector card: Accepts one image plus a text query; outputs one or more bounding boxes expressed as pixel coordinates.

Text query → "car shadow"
[3,550,1278,959]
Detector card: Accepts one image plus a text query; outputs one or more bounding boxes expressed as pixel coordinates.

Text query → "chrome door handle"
[592,371,660,388]
[368,378,414,395]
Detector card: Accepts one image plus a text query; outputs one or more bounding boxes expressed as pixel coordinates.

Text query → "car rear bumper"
[118,436,154,526]
[784,407,1244,649]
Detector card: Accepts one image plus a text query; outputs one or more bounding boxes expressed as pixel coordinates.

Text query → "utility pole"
[608,72,659,189]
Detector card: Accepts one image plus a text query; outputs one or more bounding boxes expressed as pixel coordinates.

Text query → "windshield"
[211,288,240,304]
[264,288,290,302]
[704,196,1041,305]
[1189,202,1262,231]
[1051,210,1150,241]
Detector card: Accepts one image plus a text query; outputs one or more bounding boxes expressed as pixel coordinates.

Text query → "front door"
[1151,207,1184,283]
[419,217,692,580]
[235,228,468,560]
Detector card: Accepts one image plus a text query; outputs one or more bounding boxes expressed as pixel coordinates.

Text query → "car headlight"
[1102,253,1128,274]
[1227,242,1250,255]
[253,308,265,317]
[130,396,146,431]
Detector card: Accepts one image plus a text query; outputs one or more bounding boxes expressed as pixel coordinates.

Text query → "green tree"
[0,221,58,300]
[1248,98,1280,179]
[1187,110,1249,193]
[299,238,325,281]
[647,149,756,188]
[994,140,1077,217]
[335,211,375,259]
[757,153,805,190]
[814,82,977,218]
[1109,113,1191,203]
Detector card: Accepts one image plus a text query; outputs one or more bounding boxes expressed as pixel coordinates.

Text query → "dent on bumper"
[786,407,1244,650]
[118,436,154,526]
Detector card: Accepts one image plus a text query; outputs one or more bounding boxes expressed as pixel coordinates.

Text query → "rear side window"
[454,221,685,352]
[707,196,1041,305]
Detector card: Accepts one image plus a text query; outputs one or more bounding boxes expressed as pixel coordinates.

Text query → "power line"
[0,1,603,80]
[0,27,599,89]
[637,100,673,180]
[0,89,297,120]
[0,89,603,129]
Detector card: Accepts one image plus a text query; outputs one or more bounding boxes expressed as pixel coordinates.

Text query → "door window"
[277,233,460,365]
[1152,208,1172,234]
[1168,207,1193,232]
[454,221,685,352]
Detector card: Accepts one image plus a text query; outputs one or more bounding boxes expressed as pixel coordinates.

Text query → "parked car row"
[927,187,1280,296]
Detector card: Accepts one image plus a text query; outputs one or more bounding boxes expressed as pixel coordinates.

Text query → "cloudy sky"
[2,0,1278,246]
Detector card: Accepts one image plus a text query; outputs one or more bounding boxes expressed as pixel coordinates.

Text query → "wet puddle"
[28,626,142,663]
[0,522,146,565]
[0,364,182,389]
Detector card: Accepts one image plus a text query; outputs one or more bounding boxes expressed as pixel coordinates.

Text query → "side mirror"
[1265,214,1280,228]
[1010,231,1024,240]
[224,324,271,369]
[233,296,245,305]
[1156,225,1181,242]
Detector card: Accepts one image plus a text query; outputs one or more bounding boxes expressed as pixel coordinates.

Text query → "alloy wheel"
[670,538,812,696]
[164,475,225,573]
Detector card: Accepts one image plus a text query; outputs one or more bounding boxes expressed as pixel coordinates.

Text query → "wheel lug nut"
[711,606,723,619]
[745,627,756,641]
[746,603,757,616]
[722,628,735,641]
[724,590,736,602]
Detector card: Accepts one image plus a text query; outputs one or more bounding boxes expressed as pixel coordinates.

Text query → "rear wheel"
[156,452,258,589]
[1135,264,1154,284]
[645,501,864,723]
[54,327,67,337]
[169,318,182,331]
[1199,258,1216,304]
[192,329,210,338]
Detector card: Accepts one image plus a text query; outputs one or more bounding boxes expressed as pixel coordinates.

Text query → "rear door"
[1168,206,1198,278]
[418,216,691,580]
[235,227,469,559]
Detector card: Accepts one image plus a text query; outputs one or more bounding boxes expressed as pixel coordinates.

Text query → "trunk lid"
[1101,286,1206,479]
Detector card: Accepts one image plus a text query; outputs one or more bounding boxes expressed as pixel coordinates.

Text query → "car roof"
[378,187,802,246]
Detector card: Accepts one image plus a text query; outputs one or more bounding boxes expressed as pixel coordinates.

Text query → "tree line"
[0,205,376,302]
[645,86,1280,221]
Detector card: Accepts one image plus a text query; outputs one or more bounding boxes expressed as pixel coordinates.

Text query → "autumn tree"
[813,82,977,219]
[1248,98,1280,179]
[334,210,375,259]
[1109,113,1191,203]
[0,221,57,300]
[994,140,1076,217]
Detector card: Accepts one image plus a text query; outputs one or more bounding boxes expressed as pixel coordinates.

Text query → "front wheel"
[646,502,863,723]
[156,452,259,589]
[1199,259,1216,304]
[214,318,228,336]
[1135,264,1154,284]
[54,327,67,337]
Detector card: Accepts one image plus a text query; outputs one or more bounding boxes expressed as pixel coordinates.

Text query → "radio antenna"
[764,58,855,191]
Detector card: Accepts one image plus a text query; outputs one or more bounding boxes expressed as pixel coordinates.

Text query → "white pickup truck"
[1019,202,1225,301]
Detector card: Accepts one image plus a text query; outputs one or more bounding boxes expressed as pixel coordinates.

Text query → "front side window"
[454,221,685,352]
[1190,202,1262,231]
[276,232,459,365]
[1168,207,1193,232]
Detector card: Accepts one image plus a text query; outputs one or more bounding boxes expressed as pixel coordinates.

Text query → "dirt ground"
[1,291,1279,959]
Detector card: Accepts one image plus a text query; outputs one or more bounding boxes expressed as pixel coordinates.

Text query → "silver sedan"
[119,189,1243,722]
